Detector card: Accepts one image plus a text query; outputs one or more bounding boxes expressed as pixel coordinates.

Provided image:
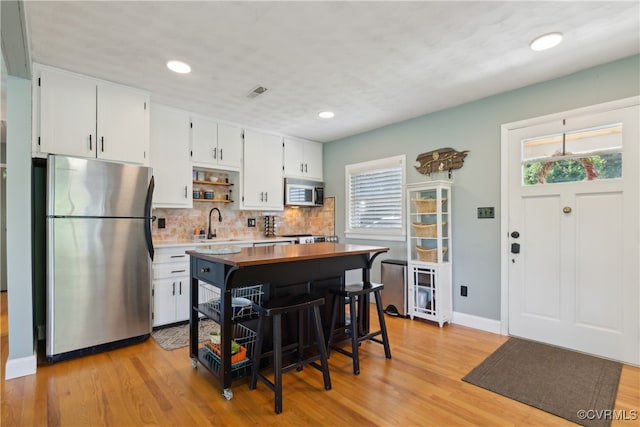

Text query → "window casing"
[345,155,405,241]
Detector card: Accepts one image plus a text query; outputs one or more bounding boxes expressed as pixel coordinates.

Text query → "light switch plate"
[477,207,495,219]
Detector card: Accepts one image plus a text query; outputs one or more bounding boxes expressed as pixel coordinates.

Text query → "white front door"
[506,102,639,365]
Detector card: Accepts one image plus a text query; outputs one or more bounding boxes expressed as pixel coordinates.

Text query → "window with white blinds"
[345,155,405,241]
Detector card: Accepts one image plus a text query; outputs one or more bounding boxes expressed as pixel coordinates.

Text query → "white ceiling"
[24,1,640,143]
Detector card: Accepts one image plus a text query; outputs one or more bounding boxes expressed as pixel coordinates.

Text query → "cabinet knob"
[200,267,210,273]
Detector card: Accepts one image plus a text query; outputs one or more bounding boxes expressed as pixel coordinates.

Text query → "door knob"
[563,206,572,214]
[510,231,520,238]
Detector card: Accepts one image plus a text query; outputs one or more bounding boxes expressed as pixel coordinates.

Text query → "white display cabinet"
[406,180,452,327]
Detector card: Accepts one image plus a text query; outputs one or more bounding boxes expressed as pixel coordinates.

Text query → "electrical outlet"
[461,285,468,297]
[158,217,166,228]
[477,207,495,219]
[248,218,256,227]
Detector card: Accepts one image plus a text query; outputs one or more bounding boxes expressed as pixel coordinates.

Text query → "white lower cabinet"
[152,247,193,326]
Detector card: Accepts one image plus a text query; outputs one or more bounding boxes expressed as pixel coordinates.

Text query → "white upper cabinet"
[217,123,243,170]
[97,82,149,164]
[150,104,192,208]
[191,117,242,170]
[39,68,96,159]
[283,137,323,181]
[242,129,283,210]
[36,65,149,165]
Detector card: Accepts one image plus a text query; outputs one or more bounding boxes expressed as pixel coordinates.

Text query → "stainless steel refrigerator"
[46,155,154,361]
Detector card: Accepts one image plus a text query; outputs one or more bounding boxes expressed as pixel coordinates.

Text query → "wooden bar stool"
[327,282,392,375]
[249,293,332,414]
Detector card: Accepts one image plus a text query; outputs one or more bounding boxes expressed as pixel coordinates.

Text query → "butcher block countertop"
[186,242,389,267]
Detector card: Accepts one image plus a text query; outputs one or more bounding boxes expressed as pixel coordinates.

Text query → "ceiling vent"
[247,85,268,98]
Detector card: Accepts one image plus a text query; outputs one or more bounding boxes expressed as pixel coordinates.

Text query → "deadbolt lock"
[563,206,572,214]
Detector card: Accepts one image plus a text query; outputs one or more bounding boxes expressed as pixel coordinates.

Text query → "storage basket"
[415,246,448,263]
[413,198,447,213]
[204,342,248,365]
[199,284,263,320]
[411,222,446,238]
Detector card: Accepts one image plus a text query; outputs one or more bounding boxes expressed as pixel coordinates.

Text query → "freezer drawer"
[381,259,408,317]
[47,217,151,357]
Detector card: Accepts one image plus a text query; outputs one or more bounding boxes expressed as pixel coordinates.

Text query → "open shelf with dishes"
[192,170,235,203]
[406,180,452,327]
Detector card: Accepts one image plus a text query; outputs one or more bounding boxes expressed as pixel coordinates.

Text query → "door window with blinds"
[522,123,623,185]
[345,155,405,240]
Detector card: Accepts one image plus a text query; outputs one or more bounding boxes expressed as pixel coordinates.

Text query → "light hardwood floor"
[1,292,638,426]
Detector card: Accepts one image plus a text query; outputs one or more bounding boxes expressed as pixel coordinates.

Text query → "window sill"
[344,232,406,242]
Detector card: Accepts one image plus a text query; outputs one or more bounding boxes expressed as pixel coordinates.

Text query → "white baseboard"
[5,353,37,380]
[452,311,502,335]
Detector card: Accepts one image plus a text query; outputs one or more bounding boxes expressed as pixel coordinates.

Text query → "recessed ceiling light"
[166,60,191,74]
[318,111,335,119]
[530,32,563,51]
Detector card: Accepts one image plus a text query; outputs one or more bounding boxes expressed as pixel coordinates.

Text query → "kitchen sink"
[195,246,242,255]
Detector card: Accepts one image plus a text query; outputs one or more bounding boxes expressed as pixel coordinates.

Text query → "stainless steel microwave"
[284,178,324,207]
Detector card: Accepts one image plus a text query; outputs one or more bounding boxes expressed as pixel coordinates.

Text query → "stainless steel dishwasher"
[380,259,408,317]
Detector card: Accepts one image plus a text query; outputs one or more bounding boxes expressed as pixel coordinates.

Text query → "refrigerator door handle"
[144,176,155,261]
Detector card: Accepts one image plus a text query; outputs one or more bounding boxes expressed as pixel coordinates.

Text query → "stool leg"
[250,313,265,390]
[296,310,304,371]
[348,296,360,375]
[273,313,283,414]
[374,290,392,359]
[311,305,332,390]
[327,293,341,357]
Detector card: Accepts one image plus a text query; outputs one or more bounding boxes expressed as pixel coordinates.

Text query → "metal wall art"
[415,147,469,177]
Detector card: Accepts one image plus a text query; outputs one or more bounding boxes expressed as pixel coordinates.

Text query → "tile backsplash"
[152,196,335,242]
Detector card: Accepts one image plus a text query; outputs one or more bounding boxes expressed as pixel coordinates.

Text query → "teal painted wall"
[324,55,640,321]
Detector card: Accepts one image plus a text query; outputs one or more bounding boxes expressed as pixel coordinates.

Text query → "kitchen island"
[187,242,389,399]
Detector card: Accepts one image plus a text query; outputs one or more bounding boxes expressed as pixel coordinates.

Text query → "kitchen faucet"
[207,207,222,239]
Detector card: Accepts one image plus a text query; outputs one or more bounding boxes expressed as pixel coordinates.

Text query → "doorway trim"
[499,95,640,336]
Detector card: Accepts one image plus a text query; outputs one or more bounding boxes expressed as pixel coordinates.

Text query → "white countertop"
[154,237,296,249]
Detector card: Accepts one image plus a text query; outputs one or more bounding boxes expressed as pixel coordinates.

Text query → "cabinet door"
[191,116,218,167]
[303,140,323,181]
[283,137,323,180]
[242,130,283,210]
[39,68,97,158]
[150,104,192,208]
[153,278,178,326]
[216,123,243,170]
[97,83,150,165]
[283,137,305,177]
[175,278,191,322]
